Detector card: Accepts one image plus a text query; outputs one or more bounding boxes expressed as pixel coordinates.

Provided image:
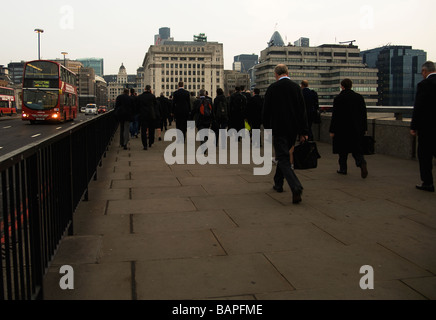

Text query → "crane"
[339,40,356,46]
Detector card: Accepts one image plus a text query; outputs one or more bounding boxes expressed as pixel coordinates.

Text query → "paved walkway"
[43,125,436,300]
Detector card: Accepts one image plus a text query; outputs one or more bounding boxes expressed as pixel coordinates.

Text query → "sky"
[2,0,435,75]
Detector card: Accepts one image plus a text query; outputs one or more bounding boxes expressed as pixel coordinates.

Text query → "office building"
[107,63,136,107]
[294,37,310,47]
[233,54,258,73]
[77,58,104,77]
[7,61,26,85]
[268,31,285,47]
[155,27,174,45]
[255,36,379,106]
[142,36,224,98]
[224,70,250,95]
[361,46,427,106]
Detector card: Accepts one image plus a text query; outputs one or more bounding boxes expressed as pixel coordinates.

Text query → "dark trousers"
[418,134,436,185]
[176,118,188,142]
[119,121,130,147]
[140,119,151,149]
[338,152,366,172]
[273,135,303,193]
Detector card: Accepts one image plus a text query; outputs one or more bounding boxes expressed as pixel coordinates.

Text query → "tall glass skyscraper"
[233,54,259,74]
[77,58,104,77]
[361,46,427,106]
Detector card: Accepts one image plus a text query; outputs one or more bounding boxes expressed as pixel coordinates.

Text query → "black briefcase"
[293,141,321,170]
[362,136,375,155]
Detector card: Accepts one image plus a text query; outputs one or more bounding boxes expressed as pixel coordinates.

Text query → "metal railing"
[320,106,414,120]
[0,112,118,300]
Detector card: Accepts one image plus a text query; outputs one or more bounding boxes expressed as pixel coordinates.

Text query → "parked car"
[98,106,107,114]
[85,104,98,115]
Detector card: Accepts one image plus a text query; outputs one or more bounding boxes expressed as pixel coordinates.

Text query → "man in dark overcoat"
[137,85,156,150]
[411,61,436,192]
[329,78,368,178]
[115,88,133,150]
[263,64,309,204]
[172,82,191,142]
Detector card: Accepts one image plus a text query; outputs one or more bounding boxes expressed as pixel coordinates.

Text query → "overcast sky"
[2,0,435,75]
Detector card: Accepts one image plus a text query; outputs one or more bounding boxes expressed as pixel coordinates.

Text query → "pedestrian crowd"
[114,60,436,204]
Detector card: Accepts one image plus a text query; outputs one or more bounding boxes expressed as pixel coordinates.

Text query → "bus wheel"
[30,120,36,125]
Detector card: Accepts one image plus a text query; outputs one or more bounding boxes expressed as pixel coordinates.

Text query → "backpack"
[199,98,212,120]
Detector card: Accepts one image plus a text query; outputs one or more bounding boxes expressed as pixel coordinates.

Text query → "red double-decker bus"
[0,86,17,116]
[21,60,78,124]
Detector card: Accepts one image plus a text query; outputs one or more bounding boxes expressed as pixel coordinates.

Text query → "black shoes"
[416,184,435,192]
[273,185,284,193]
[273,185,302,204]
[361,163,368,179]
[337,163,368,179]
[292,189,303,204]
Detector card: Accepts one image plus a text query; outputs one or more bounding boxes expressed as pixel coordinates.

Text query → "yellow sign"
[34,80,50,88]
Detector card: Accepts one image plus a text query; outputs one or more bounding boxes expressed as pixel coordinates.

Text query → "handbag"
[293,141,321,170]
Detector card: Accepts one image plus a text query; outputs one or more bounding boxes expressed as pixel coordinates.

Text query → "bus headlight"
[51,113,59,119]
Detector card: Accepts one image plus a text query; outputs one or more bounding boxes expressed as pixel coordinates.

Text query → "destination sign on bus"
[34,80,50,88]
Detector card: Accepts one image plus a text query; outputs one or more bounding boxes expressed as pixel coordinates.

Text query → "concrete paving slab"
[99,230,226,263]
[188,167,253,177]
[255,280,426,300]
[43,262,131,300]
[224,206,335,228]
[178,175,248,186]
[73,214,130,236]
[40,128,436,300]
[265,243,432,291]
[132,210,237,233]
[72,199,108,216]
[131,185,207,200]
[106,198,196,215]
[402,276,436,300]
[213,224,342,255]
[134,254,294,300]
[202,182,273,196]
[111,176,181,189]
[49,236,103,266]
[190,193,282,210]
[86,186,130,201]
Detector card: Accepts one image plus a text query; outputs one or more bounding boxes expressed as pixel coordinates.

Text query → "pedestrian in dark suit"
[115,88,133,150]
[411,61,436,192]
[263,64,309,204]
[301,80,319,141]
[172,82,191,142]
[247,88,263,147]
[329,78,368,178]
[157,93,170,132]
[229,86,247,133]
[137,85,156,150]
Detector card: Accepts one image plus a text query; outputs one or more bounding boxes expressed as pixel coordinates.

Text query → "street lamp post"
[34,29,44,60]
[61,52,68,67]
